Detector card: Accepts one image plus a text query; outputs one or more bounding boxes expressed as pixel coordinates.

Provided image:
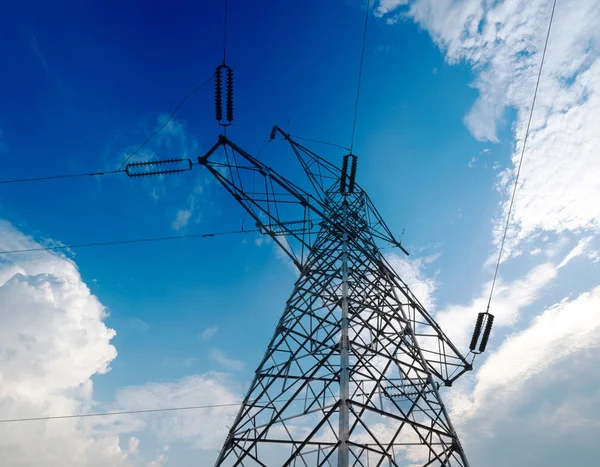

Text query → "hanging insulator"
[469,313,484,351]
[269,126,278,141]
[215,66,223,122]
[469,312,495,354]
[340,154,358,194]
[125,158,193,178]
[479,313,494,353]
[340,155,349,194]
[226,67,234,123]
[347,154,358,193]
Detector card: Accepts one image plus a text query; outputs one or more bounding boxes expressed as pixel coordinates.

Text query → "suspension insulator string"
[214,64,234,128]
[347,154,358,194]
[340,154,349,194]
[469,312,495,354]
[226,67,234,123]
[215,66,223,122]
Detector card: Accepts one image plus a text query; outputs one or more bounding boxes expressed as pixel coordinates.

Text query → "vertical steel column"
[338,199,350,467]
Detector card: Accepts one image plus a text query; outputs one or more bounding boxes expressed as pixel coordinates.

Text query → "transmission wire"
[350,0,371,154]
[0,228,260,256]
[0,395,338,424]
[0,170,122,186]
[0,403,240,424]
[222,0,229,63]
[119,73,214,170]
[289,134,350,151]
[486,0,557,313]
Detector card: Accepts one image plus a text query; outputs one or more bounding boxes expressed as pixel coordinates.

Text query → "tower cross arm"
[198,134,335,268]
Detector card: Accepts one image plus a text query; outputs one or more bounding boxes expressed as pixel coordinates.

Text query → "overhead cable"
[0,228,260,256]
[119,73,214,169]
[0,170,122,186]
[0,395,338,424]
[349,0,371,153]
[485,0,557,314]
[0,403,241,424]
[288,134,351,151]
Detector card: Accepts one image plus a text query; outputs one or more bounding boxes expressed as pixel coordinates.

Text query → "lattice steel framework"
[198,127,473,466]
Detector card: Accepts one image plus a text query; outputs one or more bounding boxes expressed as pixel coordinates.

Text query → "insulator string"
[226,67,234,123]
[215,66,223,121]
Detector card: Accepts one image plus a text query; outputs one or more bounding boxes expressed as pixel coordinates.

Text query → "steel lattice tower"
[195,127,474,466]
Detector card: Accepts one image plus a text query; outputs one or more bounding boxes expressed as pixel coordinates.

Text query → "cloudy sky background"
[1,0,599,465]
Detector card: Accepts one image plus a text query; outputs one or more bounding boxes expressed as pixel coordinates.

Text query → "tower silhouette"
[198,127,473,466]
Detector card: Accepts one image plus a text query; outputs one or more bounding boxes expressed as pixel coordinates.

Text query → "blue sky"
[1,0,600,466]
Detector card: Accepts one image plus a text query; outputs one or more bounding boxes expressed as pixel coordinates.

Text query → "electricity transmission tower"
[192,126,476,466]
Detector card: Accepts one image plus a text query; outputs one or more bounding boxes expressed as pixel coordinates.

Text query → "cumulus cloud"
[0,220,247,465]
[0,220,130,466]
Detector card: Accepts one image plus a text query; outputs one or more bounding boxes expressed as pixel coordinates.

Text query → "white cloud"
[200,326,218,341]
[171,208,192,230]
[464,284,600,418]
[447,284,600,465]
[436,240,587,351]
[209,348,245,371]
[146,453,168,467]
[114,373,239,451]
[0,220,131,466]
[128,437,140,454]
[377,0,600,255]
[386,252,439,310]
[171,184,203,231]
[374,0,409,17]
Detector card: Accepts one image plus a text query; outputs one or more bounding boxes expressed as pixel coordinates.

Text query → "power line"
[0,395,339,424]
[119,73,214,170]
[222,0,229,63]
[0,403,241,424]
[350,0,371,154]
[0,169,122,186]
[486,0,557,313]
[0,228,260,256]
[289,134,351,151]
